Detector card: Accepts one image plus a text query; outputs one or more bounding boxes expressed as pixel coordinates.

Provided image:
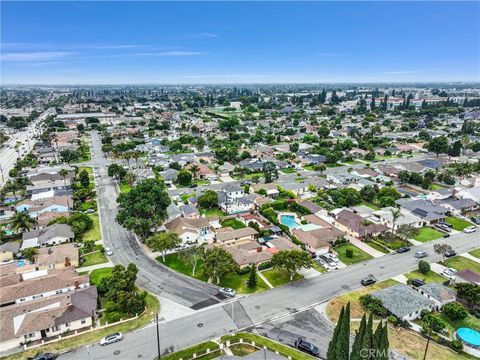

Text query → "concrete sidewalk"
[76,261,114,273]
[461,252,480,264]
[346,236,385,258]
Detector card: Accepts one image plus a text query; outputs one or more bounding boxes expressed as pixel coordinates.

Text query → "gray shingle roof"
[372,284,434,318]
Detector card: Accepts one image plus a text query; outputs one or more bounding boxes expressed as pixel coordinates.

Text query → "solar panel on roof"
[412,208,429,218]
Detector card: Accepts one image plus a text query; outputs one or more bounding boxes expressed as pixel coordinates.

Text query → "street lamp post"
[156,315,165,359]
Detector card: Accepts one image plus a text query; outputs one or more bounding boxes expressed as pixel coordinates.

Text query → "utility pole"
[156,314,161,360]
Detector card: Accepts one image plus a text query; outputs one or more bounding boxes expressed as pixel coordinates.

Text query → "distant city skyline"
[1,1,479,84]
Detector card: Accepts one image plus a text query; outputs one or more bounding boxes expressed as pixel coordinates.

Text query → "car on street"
[444,249,456,258]
[411,279,425,287]
[414,250,428,258]
[464,226,477,234]
[323,262,339,271]
[219,287,236,297]
[361,274,377,286]
[99,333,123,346]
[294,338,320,357]
[470,216,480,225]
[396,247,410,254]
[105,247,113,256]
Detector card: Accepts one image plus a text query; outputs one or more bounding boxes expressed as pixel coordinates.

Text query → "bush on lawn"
[442,302,468,321]
[418,260,430,275]
[346,248,354,258]
[360,294,388,317]
[333,237,349,247]
[450,339,463,351]
[388,315,398,326]
[258,261,272,270]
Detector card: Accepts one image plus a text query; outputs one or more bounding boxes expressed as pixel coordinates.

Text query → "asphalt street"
[57,132,478,360]
[0,109,53,187]
[87,131,221,308]
[60,230,479,360]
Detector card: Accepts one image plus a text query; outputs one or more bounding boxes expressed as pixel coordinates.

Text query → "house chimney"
[67,303,74,311]
[74,280,79,289]
[64,257,71,267]
[48,248,52,254]
[19,274,23,282]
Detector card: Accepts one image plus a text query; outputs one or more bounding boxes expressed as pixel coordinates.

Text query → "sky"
[1,1,479,85]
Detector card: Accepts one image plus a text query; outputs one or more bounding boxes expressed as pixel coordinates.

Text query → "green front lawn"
[80,251,108,267]
[159,253,266,293]
[413,227,444,242]
[469,248,480,258]
[404,270,446,283]
[83,214,101,241]
[281,168,296,174]
[75,200,97,212]
[334,243,373,265]
[365,240,390,254]
[179,192,195,203]
[163,341,220,360]
[445,216,472,231]
[119,182,132,194]
[90,267,113,284]
[440,256,480,273]
[221,218,246,229]
[261,268,303,287]
[77,166,93,175]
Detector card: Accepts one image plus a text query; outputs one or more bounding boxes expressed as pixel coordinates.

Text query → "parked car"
[322,253,339,263]
[189,184,198,188]
[444,249,456,258]
[396,247,411,254]
[29,354,56,360]
[435,223,451,232]
[443,234,450,238]
[294,338,320,357]
[219,287,236,297]
[323,262,339,271]
[414,251,428,258]
[464,226,477,234]
[105,247,113,256]
[442,268,456,280]
[361,275,377,286]
[411,279,425,287]
[470,216,480,225]
[99,333,123,346]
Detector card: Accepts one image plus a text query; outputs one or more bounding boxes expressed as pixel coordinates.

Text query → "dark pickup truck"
[294,338,320,357]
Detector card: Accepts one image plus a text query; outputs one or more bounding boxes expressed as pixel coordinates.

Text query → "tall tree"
[327,306,345,360]
[350,314,366,359]
[203,247,237,284]
[427,136,449,157]
[116,178,171,240]
[433,243,453,261]
[389,208,403,234]
[11,211,37,233]
[270,250,312,281]
[247,263,258,289]
[361,313,374,359]
[335,302,350,360]
[178,245,205,276]
[146,232,182,262]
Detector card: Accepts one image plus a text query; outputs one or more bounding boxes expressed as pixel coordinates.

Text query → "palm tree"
[190,164,200,180]
[11,211,37,233]
[59,168,69,187]
[390,208,403,234]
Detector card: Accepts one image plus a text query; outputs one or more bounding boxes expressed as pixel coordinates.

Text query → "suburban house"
[164,217,220,244]
[33,244,79,270]
[0,242,21,262]
[395,198,448,225]
[416,283,456,309]
[21,224,75,250]
[292,229,331,256]
[251,183,279,198]
[0,286,97,351]
[214,227,258,246]
[372,284,435,321]
[221,241,272,268]
[218,185,255,214]
[333,209,388,239]
[0,267,89,307]
[371,207,424,231]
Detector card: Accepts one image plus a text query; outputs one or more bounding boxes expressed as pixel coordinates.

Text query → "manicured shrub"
[346,248,354,258]
[388,315,398,326]
[442,302,468,321]
[450,339,463,351]
[418,260,430,275]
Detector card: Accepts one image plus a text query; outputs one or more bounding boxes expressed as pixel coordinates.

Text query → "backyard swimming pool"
[280,214,321,231]
[457,327,480,348]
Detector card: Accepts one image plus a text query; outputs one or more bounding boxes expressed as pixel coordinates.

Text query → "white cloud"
[1,51,75,61]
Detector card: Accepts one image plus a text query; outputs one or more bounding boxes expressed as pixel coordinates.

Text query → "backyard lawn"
[334,243,373,265]
[327,279,398,322]
[261,268,304,287]
[440,256,480,273]
[199,207,226,217]
[179,192,195,203]
[445,216,472,231]
[440,311,480,338]
[404,270,446,283]
[221,218,246,229]
[83,214,101,241]
[80,251,108,267]
[469,248,480,258]
[119,182,131,194]
[413,227,444,242]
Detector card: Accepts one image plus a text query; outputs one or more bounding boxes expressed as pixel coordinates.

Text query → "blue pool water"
[280,215,298,229]
[457,327,480,347]
[17,260,25,267]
